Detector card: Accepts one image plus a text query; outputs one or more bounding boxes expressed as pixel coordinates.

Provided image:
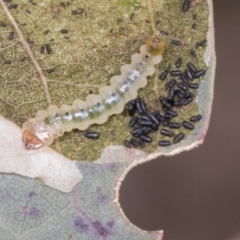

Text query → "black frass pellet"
[182,121,195,130]
[180,74,189,84]
[170,70,182,76]
[194,69,206,78]
[9,32,14,40]
[142,127,153,135]
[85,132,100,139]
[160,31,169,36]
[128,100,136,116]
[171,40,181,46]
[159,70,168,80]
[140,134,152,143]
[183,90,194,99]
[129,116,138,128]
[190,114,202,122]
[148,113,160,125]
[124,140,131,148]
[182,0,190,12]
[129,139,139,147]
[185,69,194,80]
[166,79,176,88]
[188,83,199,89]
[138,139,145,148]
[173,132,185,143]
[158,141,171,147]
[0,21,6,27]
[190,49,197,58]
[178,83,188,91]
[187,62,197,73]
[175,90,184,99]
[175,57,182,68]
[167,88,175,100]
[131,127,142,137]
[161,129,174,137]
[168,122,181,129]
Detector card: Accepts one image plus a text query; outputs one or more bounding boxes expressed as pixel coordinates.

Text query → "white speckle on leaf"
[0,116,82,193]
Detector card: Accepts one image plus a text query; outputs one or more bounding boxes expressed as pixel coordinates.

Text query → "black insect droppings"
[173,132,185,143]
[85,132,100,139]
[190,114,202,122]
[158,140,171,147]
[182,121,195,130]
[175,57,182,68]
[182,0,190,12]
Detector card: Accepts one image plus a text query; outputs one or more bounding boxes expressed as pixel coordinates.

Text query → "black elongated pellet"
[159,70,168,80]
[61,28,69,34]
[175,89,184,99]
[40,46,45,54]
[166,65,171,72]
[46,44,52,54]
[148,113,160,125]
[182,98,193,105]
[164,114,175,119]
[0,21,6,27]
[9,31,14,40]
[158,140,171,147]
[124,140,131,148]
[180,74,189,84]
[129,116,138,128]
[159,97,171,109]
[190,49,197,58]
[160,30,169,36]
[190,114,202,122]
[166,79,176,88]
[85,132,100,139]
[195,39,207,49]
[168,88,175,100]
[151,123,159,131]
[161,129,174,137]
[139,115,151,122]
[173,132,185,143]
[188,83,199,89]
[171,40,181,46]
[170,70,182,76]
[138,120,153,127]
[194,69,206,78]
[183,90,194,99]
[168,122,181,129]
[175,57,182,68]
[139,98,147,113]
[185,69,194,80]
[4,60,12,64]
[178,83,188,91]
[138,139,145,148]
[46,68,55,73]
[142,127,153,135]
[182,0,190,12]
[187,62,197,73]
[8,4,18,9]
[131,127,142,137]
[140,134,152,143]
[182,121,195,130]
[130,139,139,147]
[20,57,26,62]
[166,110,178,117]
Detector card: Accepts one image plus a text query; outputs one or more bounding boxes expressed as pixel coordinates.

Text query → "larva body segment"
[22,36,164,149]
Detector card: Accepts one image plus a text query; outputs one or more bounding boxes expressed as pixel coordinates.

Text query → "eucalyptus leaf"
[0,0,215,239]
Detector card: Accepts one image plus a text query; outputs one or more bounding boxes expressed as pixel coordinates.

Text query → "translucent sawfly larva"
[22,35,164,149]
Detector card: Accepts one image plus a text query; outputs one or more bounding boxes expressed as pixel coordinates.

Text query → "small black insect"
[188,83,199,89]
[85,132,100,139]
[190,114,202,122]
[194,69,206,78]
[190,49,197,58]
[166,79,176,88]
[171,40,181,46]
[123,140,131,148]
[187,62,197,73]
[182,0,190,12]
[158,140,171,147]
[170,70,182,76]
[0,21,6,27]
[61,29,69,34]
[8,4,18,9]
[175,57,182,68]
[168,122,181,129]
[160,30,169,36]
[182,121,195,130]
[9,32,14,40]
[46,44,52,54]
[161,129,174,137]
[173,132,185,143]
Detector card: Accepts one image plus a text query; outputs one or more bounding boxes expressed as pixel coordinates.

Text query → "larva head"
[146,35,165,56]
[22,119,55,149]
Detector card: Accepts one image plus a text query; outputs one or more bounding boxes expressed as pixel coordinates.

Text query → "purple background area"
[119,1,240,240]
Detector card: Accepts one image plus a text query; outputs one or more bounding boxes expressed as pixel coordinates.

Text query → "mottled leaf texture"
[0,0,215,239]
